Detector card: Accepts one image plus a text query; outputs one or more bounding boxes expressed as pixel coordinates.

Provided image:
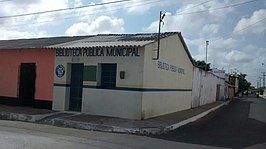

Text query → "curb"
[164,100,229,132]
[48,101,229,135]
[50,118,164,135]
[0,101,229,135]
[0,112,59,122]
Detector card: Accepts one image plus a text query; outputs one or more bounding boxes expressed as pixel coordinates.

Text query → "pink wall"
[0,49,54,101]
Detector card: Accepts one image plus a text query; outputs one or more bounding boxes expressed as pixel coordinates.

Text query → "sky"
[1,0,266,87]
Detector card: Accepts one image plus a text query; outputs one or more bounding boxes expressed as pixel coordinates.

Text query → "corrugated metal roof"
[49,41,153,48]
[0,36,91,49]
[0,32,179,49]
[0,32,195,66]
[49,32,179,48]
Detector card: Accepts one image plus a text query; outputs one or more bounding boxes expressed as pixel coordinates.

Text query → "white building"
[192,68,226,108]
[50,32,194,120]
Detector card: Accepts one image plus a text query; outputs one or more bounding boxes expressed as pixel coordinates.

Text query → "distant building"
[212,68,226,79]
[192,68,226,108]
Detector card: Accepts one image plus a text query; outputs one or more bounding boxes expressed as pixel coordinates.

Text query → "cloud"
[225,50,253,63]
[200,24,220,37]
[144,11,207,37]
[188,37,238,59]
[65,16,125,35]
[143,0,235,38]
[0,28,48,40]
[233,9,266,35]
[27,0,70,26]
[101,0,173,15]
[0,0,71,33]
[65,0,104,22]
[142,0,265,86]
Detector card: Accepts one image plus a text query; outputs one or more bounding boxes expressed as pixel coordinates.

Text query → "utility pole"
[262,72,266,88]
[259,76,262,88]
[154,11,165,60]
[205,40,209,71]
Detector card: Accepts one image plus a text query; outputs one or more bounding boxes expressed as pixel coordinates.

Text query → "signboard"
[55,65,65,78]
[157,61,185,75]
[55,47,140,57]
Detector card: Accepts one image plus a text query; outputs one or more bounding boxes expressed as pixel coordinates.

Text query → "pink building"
[0,37,87,109]
[0,48,54,108]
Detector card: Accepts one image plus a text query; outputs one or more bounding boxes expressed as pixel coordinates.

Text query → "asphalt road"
[152,95,266,149]
[0,120,224,149]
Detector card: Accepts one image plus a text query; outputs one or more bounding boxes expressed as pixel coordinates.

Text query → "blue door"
[101,64,117,89]
[69,64,83,111]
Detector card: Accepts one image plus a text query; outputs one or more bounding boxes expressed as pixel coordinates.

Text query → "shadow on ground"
[150,98,266,149]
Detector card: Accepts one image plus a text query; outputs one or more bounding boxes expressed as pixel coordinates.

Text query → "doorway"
[216,84,221,101]
[19,63,36,106]
[69,63,83,111]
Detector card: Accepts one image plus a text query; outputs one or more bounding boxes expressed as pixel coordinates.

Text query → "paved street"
[0,120,224,149]
[152,96,266,149]
[0,96,265,149]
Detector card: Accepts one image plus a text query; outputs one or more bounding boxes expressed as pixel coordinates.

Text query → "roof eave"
[178,32,195,66]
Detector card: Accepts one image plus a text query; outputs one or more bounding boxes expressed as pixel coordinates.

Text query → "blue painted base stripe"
[83,85,97,89]
[115,87,192,92]
[54,84,192,92]
[54,83,70,87]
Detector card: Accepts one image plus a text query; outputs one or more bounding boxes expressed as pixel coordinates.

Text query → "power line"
[177,0,215,13]
[174,0,264,44]
[209,15,266,44]
[176,0,261,15]
[3,0,259,28]
[2,0,225,28]
[4,0,160,28]
[0,0,132,19]
[2,0,264,39]
[233,17,266,33]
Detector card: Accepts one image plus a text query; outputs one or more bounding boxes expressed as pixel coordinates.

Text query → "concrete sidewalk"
[0,104,57,122]
[0,101,229,135]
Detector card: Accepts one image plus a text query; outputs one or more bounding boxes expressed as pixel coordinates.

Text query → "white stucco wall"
[192,67,201,108]
[82,89,142,119]
[52,34,195,120]
[141,34,194,119]
[53,47,144,119]
[192,68,225,108]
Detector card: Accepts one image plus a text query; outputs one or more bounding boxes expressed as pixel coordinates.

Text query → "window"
[83,65,97,81]
[101,64,117,89]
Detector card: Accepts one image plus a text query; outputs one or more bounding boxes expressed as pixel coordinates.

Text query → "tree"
[193,59,211,71]
[237,73,251,92]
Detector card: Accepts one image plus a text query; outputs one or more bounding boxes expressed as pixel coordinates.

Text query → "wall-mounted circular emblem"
[56,65,65,78]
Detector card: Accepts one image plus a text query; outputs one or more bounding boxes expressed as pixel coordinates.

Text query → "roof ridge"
[96,32,180,36]
[0,32,180,49]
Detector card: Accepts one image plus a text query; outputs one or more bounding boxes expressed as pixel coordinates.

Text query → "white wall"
[53,34,195,120]
[53,47,145,119]
[192,68,225,108]
[82,89,142,119]
[141,34,194,119]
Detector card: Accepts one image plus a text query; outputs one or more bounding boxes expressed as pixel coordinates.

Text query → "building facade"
[0,37,87,109]
[0,48,54,108]
[51,32,194,119]
[192,68,226,108]
[0,32,194,119]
